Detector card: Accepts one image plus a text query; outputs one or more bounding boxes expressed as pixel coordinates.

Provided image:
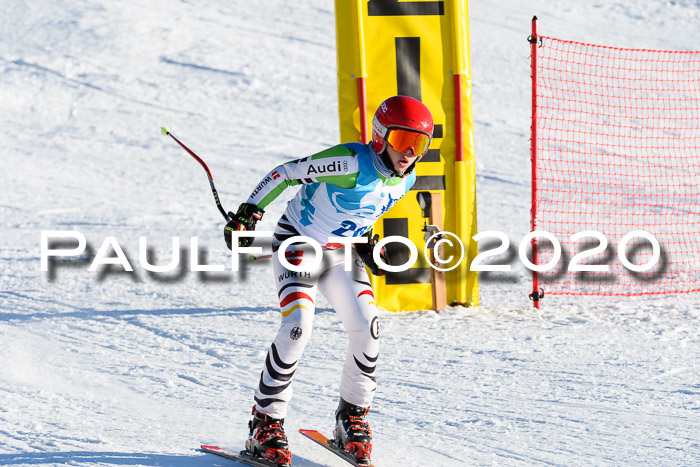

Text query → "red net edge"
[535,287,700,297]
[538,35,700,55]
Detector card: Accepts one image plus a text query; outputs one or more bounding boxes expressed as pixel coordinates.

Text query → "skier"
[224,95,434,466]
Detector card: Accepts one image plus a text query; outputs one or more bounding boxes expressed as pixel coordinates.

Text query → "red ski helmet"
[370,96,434,157]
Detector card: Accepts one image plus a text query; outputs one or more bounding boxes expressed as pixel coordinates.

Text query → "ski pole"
[161,126,230,222]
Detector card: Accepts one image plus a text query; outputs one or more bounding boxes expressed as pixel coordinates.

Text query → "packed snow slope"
[1,1,699,466]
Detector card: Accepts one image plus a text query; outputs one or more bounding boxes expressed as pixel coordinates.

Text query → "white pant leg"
[253,218,324,418]
[319,248,379,408]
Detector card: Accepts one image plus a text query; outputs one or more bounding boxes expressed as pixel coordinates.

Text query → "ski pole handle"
[161,126,230,222]
[250,253,272,263]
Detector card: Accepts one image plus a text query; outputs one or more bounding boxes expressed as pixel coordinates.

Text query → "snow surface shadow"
[160,57,246,78]
[0,305,280,322]
[0,451,327,466]
[0,451,212,466]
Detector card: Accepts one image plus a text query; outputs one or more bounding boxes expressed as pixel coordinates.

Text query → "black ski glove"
[224,203,264,249]
[354,229,389,276]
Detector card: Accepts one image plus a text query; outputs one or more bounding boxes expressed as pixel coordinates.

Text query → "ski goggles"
[386,128,432,157]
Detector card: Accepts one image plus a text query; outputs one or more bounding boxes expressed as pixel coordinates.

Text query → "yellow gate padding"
[335,0,479,311]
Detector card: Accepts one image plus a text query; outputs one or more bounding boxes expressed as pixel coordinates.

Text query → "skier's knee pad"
[349,314,380,342]
[347,324,379,359]
[344,315,380,359]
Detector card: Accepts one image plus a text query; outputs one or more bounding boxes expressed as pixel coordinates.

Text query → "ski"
[200,445,284,467]
[298,430,375,467]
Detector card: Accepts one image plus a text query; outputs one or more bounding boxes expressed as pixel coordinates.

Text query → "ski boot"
[245,406,292,466]
[333,398,372,465]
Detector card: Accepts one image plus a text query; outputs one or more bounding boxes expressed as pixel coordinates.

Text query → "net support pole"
[529,16,542,309]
